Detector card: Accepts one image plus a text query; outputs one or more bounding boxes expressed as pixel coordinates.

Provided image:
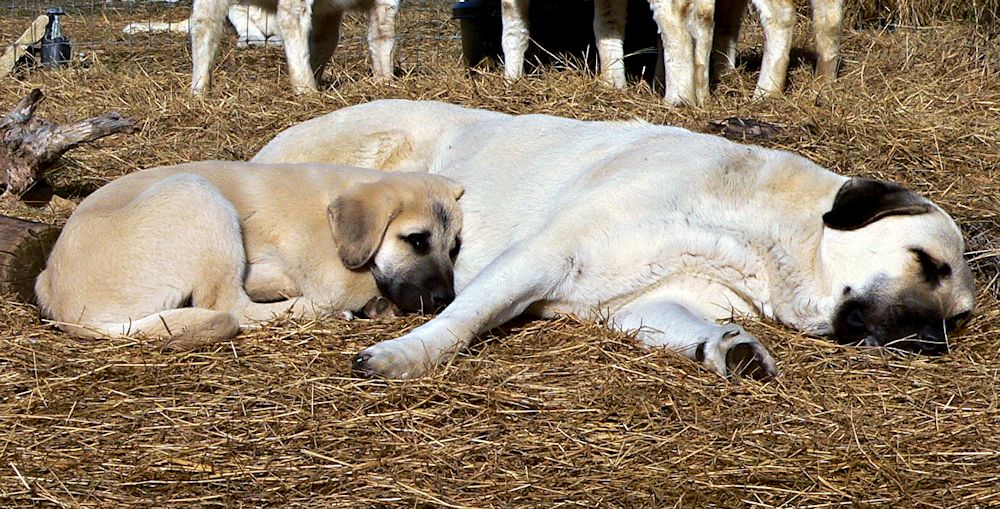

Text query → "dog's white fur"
[124,4,284,49]
[189,0,399,93]
[35,161,463,350]
[253,100,975,379]
[501,0,842,104]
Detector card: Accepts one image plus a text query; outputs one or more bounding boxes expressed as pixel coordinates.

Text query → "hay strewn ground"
[2,2,1000,507]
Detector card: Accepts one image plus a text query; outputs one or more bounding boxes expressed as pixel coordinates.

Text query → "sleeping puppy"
[35,161,464,350]
[252,100,975,379]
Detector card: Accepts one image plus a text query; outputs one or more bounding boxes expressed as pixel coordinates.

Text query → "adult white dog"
[254,100,975,379]
[189,0,399,94]
[124,4,283,49]
[501,0,842,104]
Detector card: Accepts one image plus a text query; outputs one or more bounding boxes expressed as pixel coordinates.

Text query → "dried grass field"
[1,1,1000,507]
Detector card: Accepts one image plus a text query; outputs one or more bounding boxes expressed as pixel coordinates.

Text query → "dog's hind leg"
[189,0,232,93]
[367,0,398,80]
[611,291,779,380]
[500,0,530,81]
[308,6,343,82]
[811,0,842,82]
[352,235,570,379]
[278,0,319,92]
[750,0,795,99]
[593,0,628,88]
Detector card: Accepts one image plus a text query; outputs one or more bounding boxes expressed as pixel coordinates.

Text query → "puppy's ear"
[328,184,398,269]
[823,178,932,231]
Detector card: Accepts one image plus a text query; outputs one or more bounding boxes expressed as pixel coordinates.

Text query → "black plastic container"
[40,7,71,68]
[452,0,658,81]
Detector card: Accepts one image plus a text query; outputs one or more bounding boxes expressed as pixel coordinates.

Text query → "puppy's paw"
[351,336,434,379]
[361,296,400,319]
[700,324,779,381]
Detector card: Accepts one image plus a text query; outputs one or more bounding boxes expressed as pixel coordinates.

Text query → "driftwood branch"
[1,88,140,199]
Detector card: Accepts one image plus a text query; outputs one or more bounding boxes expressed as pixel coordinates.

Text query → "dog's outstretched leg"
[352,237,567,379]
[612,293,779,380]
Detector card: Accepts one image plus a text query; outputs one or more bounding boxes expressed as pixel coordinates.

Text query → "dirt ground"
[1,1,1000,507]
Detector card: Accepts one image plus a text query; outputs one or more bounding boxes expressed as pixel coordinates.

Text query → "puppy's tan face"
[329,174,464,314]
[822,179,976,354]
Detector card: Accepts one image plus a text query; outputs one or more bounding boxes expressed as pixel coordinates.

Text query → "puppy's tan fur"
[35,161,463,349]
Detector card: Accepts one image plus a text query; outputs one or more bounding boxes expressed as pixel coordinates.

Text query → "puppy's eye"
[449,237,462,260]
[402,232,430,254]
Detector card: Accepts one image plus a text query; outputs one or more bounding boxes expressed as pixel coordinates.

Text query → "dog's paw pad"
[725,342,778,381]
[351,352,374,377]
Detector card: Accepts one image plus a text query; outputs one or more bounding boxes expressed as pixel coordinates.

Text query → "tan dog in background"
[35,161,464,349]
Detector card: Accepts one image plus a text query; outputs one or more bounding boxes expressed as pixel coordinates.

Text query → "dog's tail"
[52,308,240,350]
[123,19,190,35]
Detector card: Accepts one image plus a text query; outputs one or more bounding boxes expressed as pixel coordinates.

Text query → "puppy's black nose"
[431,287,454,308]
[915,324,949,355]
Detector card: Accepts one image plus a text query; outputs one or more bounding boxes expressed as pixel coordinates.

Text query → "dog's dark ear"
[328,184,398,269]
[822,178,932,231]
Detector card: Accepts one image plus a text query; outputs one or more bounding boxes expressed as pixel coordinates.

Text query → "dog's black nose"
[431,287,454,308]
[912,324,949,355]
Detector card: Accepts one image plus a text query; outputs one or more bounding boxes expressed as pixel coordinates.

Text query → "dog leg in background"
[352,236,569,379]
[811,0,842,82]
[278,0,318,93]
[710,0,748,76]
[750,0,794,99]
[306,7,343,84]
[367,0,399,80]
[190,0,232,93]
[611,291,779,379]
[593,0,628,88]
[688,0,715,105]
[648,0,697,105]
[500,0,530,81]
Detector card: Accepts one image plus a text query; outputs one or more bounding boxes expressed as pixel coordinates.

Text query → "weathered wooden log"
[1,88,139,199]
[0,214,59,303]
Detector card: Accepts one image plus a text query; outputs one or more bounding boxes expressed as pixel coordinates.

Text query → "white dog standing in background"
[189,0,399,94]
[124,4,283,48]
[501,0,842,104]
[253,100,975,380]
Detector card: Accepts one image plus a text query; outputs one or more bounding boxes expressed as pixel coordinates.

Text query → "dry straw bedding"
[1,2,1000,507]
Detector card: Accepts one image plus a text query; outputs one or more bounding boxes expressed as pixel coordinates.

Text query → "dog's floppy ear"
[328,183,398,270]
[822,178,932,231]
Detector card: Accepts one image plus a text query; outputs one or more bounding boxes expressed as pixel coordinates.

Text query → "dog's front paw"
[700,324,779,381]
[351,336,434,379]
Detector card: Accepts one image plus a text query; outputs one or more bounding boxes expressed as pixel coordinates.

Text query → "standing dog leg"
[811,0,842,82]
[500,0,530,81]
[612,292,779,379]
[649,0,696,106]
[367,0,399,80]
[689,0,715,105]
[594,0,628,88]
[189,0,231,93]
[353,237,569,378]
[711,0,748,76]
[308,8,343,84]
[751,0,795,99]
[278,0,318,93]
